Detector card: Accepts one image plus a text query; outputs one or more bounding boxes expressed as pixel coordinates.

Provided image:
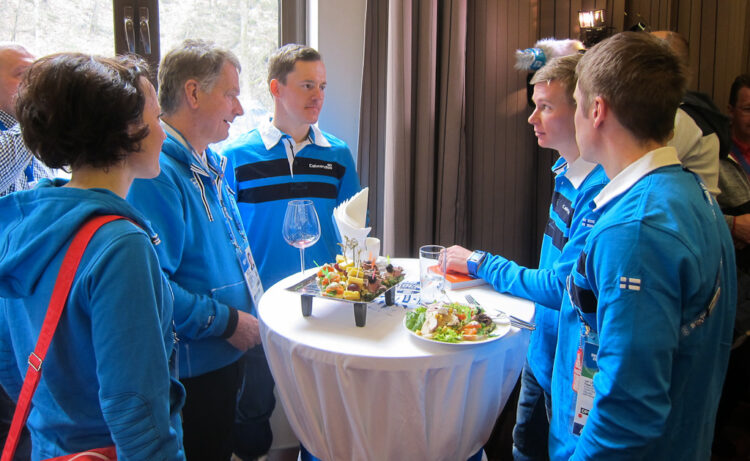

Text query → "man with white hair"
[0,43,53,196]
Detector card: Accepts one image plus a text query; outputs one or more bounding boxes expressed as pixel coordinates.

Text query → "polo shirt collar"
[259,118,331,150]
[593,146,680,210]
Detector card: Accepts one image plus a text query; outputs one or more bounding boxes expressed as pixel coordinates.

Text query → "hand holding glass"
[282,200,321,274]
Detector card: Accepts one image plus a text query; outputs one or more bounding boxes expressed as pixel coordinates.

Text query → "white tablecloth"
[259,259,534,461]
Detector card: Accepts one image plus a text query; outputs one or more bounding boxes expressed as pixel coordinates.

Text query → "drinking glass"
[419,245,446,304]
[282,200,321,274]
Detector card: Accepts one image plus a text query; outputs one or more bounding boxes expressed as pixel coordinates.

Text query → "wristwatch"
[467,250,487,277]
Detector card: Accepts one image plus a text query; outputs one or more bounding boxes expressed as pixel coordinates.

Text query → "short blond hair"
[530,53,582,104]
[576,32,686,143]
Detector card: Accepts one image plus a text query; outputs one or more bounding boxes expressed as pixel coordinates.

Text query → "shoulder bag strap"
[1,215,129,461]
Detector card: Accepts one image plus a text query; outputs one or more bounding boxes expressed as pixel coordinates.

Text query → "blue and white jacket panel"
[222,121,361,288]
[128,127,255,378]
[478,157,607,395]
[549,147,736,460]
[0,181,184,460]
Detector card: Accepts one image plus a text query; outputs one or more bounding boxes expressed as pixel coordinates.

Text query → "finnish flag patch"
[619,276,641,291]
[582,218,596,228]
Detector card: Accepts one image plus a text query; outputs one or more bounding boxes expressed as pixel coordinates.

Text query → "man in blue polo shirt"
[445,53,607,460]
[221,44,360,461]
[548,32,736,460]
[222,44,360,289]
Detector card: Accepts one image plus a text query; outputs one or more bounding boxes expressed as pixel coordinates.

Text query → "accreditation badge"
[241,246,264,304]
[572,335,599,436]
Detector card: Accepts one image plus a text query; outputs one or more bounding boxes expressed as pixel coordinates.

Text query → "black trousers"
[181,360,243,461]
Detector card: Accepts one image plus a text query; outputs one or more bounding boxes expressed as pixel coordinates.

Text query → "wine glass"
[282,199,321,274]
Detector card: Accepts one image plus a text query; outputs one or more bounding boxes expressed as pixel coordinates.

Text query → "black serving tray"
[285,273,400,327]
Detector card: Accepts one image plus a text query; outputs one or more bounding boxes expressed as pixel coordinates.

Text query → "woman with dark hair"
[0,53,185,460]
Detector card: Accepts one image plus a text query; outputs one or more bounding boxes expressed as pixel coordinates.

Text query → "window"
[1,1,114,57]
[4,0,282,150]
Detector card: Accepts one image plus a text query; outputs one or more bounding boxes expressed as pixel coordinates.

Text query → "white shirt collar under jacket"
[564,156,598,190]
[593,146,681,210]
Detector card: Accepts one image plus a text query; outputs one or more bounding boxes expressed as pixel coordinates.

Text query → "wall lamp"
[578,9,608,47]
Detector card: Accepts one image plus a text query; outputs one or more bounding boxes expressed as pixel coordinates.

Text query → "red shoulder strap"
[1,215,130,461]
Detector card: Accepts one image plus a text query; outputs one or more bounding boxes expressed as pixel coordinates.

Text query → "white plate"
[403,315,511,345]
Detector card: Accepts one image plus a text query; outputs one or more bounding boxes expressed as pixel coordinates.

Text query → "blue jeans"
[232,344,276,460]
[512,359,551,461]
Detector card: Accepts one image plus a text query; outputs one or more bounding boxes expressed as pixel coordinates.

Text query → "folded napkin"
[334,187,371,259]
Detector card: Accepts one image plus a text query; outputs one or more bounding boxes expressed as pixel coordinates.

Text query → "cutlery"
[464,294,536,331]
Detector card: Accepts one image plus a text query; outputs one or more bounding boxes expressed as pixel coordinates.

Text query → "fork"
[464,294,536,331]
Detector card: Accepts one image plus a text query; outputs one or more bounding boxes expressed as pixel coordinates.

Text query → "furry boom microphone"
[515,38,585,71]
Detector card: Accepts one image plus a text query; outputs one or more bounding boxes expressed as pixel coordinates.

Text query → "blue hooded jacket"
[0,179,185,461]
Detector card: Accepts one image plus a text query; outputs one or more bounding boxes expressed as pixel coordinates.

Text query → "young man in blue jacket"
[127,39,267,460]
[548,31,736,460]
[445,53,608,460]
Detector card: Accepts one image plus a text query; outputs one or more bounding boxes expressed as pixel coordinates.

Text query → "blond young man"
[445,54,608,460]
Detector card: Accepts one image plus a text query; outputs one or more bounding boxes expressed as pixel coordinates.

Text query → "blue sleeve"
[127,176,231,340]
[86,230,184,461]
[0,301,22,399]
[0,124,32,195]
[571,224,685,460]
[336,144,361,204]
[477,181,603,310]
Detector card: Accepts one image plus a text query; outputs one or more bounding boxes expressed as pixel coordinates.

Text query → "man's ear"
[183,79,200,109]
[269,79,281,98]
[592,95,607,128]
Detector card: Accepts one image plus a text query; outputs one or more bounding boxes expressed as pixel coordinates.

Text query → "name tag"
[572,338,599,436]
[241,246,264,305]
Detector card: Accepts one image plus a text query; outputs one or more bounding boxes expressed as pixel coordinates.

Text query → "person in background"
[221,44,360,461]
[0,42,54,196]
[549,32,735,460]
[127,39,265,460]
[445,54,608,461]
[0,53,184,460]
[650,30,725,196]
[712,73,750,460]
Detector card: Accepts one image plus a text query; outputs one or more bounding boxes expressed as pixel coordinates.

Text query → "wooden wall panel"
[466,0,541,266]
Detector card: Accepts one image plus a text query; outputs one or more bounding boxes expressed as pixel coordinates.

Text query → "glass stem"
[300,247,305,274]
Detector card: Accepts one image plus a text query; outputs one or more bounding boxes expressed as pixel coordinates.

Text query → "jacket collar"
[593,146,681,210]
[161,121,223,177]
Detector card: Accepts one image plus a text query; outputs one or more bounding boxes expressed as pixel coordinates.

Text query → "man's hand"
[226,310,261,352]
[445,245,473,274]
[733,214,750,245]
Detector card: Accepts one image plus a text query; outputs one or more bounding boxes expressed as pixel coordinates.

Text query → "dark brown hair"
[16,53,151,170]
[267,44,321,85]
[576,32,687,144]
[729,73,750,107]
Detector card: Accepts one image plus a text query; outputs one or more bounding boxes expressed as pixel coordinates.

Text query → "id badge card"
[572,337,599,436]
[241,246,264,305]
